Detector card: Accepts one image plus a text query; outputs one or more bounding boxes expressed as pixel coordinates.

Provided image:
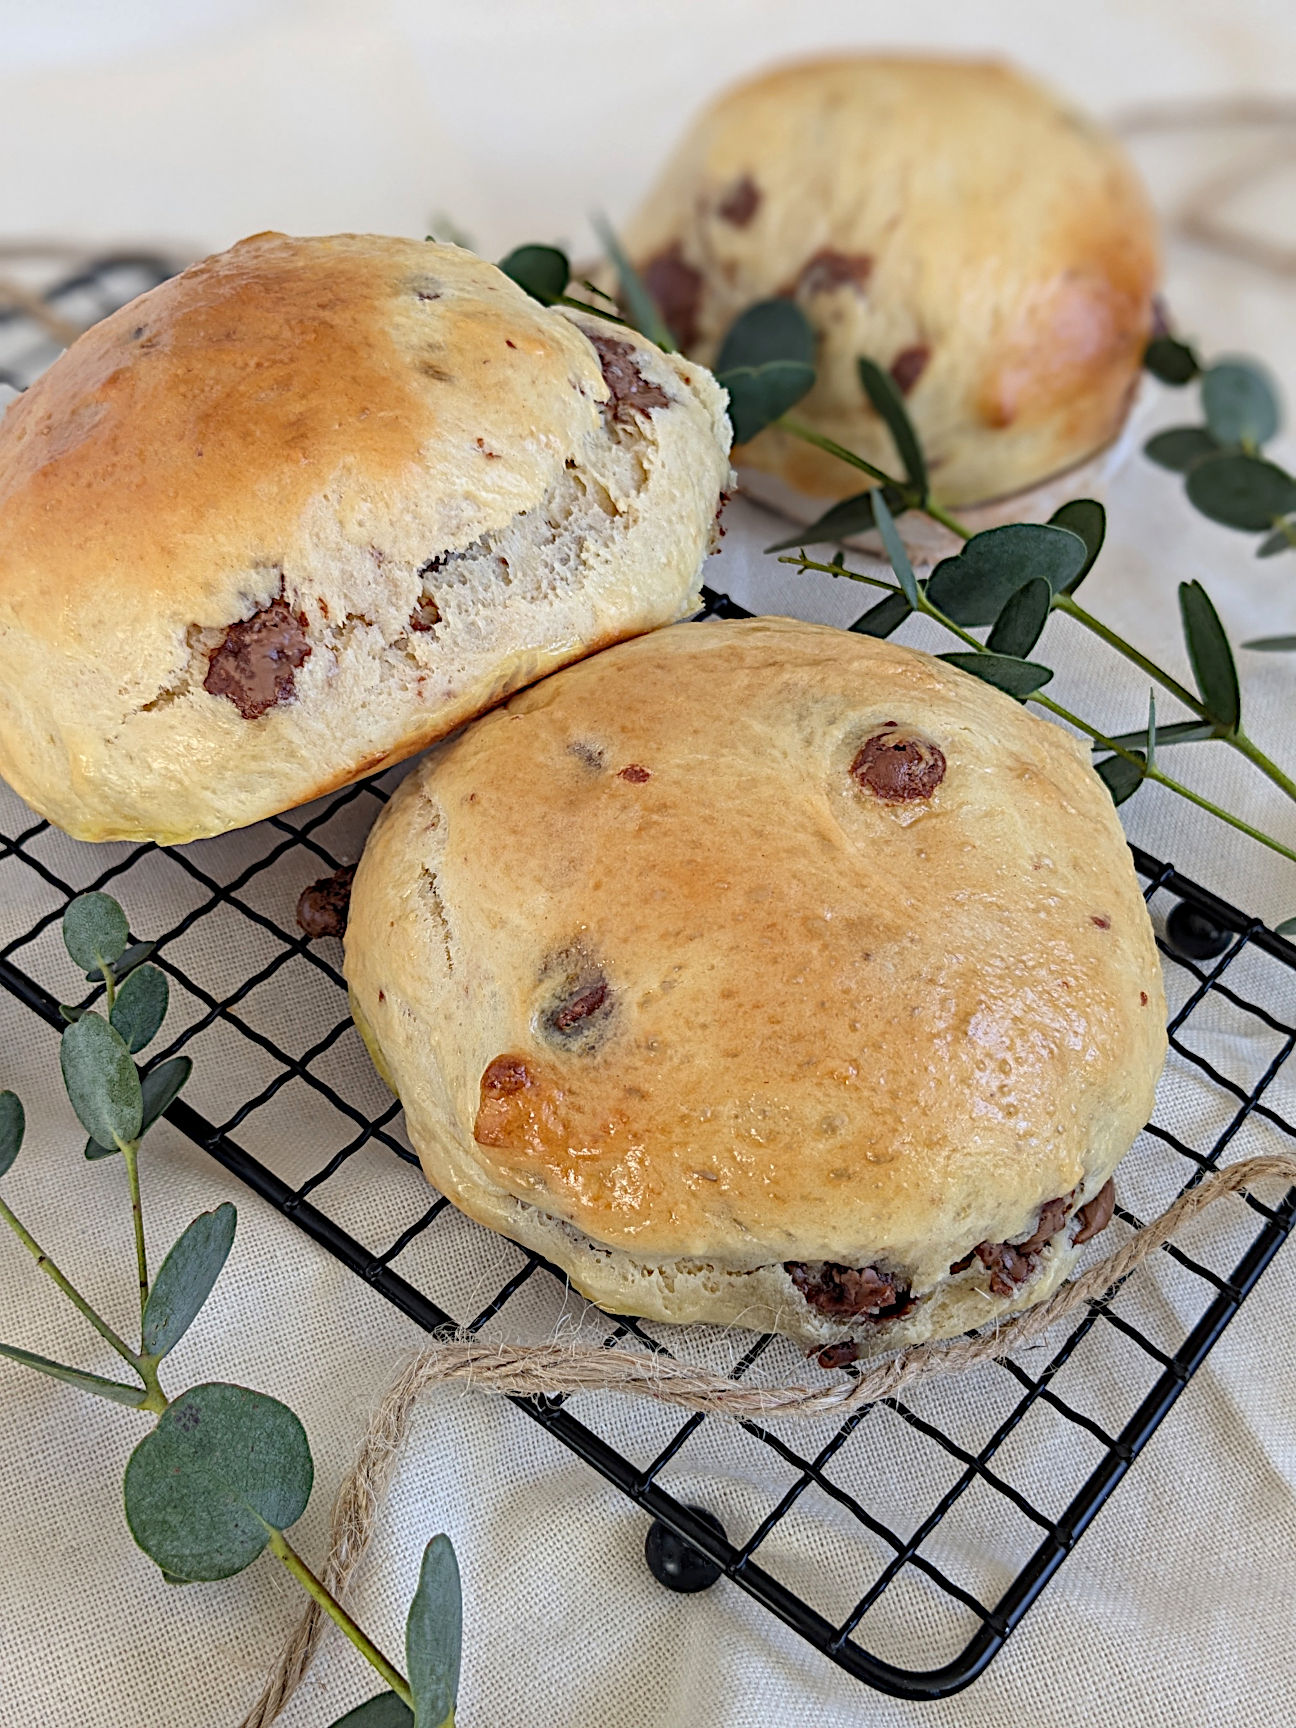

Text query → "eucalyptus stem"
[0,1194,143,1370]
[779,420,1296,814]
[266,1528,413,1708]
[99,963,116,1012]
[783,552,1296,867]
[119,1139,148,1325]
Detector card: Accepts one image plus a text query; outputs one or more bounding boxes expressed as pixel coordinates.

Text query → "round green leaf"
[937,652,1053,700]
[1144,334,1199,385]
[1143,427,1220,474]
[0,1091,24,1179]
[1096,753,1146,806]
[109,964,169,1055]
[1274,916,1296,939]
[926,523,1087,626]
[1242,635,1296,653]
[849,590,912,640]
[1048,499,1106,592]
[62,893,129,974]
[719,359,816,446]
[85,1054,192,1160]
[331,1696,414,1728]
[1185,452,1296,532]
[124,1383,313,1581]
[1201,359,1280,447]
[987,576,1051,659]
[715,299,814,374]
[142,1203,237,1359]
[496,244,569,305]
[1179,580,1240,731]
[92,940,155,985]
[407,1534,462,1728]
[60,1012,142,1149]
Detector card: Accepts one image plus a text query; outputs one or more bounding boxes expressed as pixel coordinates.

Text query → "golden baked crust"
[618,55,1159,510]
[345,618,1166,1354]
[0,232,731,842]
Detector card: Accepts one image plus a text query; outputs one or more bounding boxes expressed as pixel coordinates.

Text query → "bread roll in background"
[618,56,1159,539]
[345,618,1166,1362]
[0,232,731,844]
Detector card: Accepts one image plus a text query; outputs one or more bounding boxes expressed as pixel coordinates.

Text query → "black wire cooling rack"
[1,255,1295,1702]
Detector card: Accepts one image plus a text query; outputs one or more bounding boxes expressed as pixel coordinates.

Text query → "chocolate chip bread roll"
[619,56,1158,533]
[345,619,1166,1362]
[0,233,731,842]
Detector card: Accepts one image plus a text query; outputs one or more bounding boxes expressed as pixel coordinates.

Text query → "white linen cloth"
[1,7,1296,1726]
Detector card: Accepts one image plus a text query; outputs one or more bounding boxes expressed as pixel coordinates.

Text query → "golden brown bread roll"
[0,232,731,843]
[344,618,1166,1360]
[618,55,1158,529]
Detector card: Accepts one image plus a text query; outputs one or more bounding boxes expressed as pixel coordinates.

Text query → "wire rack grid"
[1,256,1294,1703]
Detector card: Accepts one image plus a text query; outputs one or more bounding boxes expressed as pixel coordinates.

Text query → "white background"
[1,4,1296,1726]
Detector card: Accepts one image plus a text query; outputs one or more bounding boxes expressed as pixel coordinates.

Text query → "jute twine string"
[239,1152,1296,1727]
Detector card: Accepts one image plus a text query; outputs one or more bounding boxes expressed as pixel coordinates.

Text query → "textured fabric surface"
[2,10,1296,1725]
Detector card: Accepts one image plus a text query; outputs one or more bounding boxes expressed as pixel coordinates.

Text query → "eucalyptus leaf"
[0,1090,23,1178]
[407,1534,462,1728]
[1143,427,1220,473]
[1144,334,1199,385]
[593,215,673,351]
[1201,358,1280,447]
[160,1571,194,1587]
[1185,452,1296,532]
[331,1698,414,1728]
[60,1012,142,1150]
[715,299,815,374]
[1257,522,1295,558]
[1096,752,1146,805]
[1275,916,1296,939]
[1146,691,1157,775]
[1048,499,1106,592]
[718,359,816,446]
[765,490,877,552]
[938,652,1053,699]
[858,357,927,498]
[497,244,569,305]
[0,1340,147,1407]
[870,491,919,607]
[124,1383,313,1581]
[926,523,1088,626]
[85,1055,192,1160]
[1242,635,1296,652]
[1179,580,1241,731]
[141,1203,237,1360]
[59,1003,85,1023]
[1099,720,1214,750]
[848,590,912,639]
[91,940,155,984]
[62,893,129,975]
[986,576,1051,659]
[110,964,169,1055]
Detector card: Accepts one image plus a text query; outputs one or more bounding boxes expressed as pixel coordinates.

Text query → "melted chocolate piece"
[890,345,930,394]
[817,1341,864,1370]
[1073,1178,1116,1244]
[584,330,669,422]
[296,862,356,940]
[551,979,610,1034]
[639,243,704,349]
[850,732,946,802]
[959,1195,1071,1298]
[717,175,761,227]
[796,249,873,296]
[204,597,311,719]
[786,1260,913,1322]
[618,764,651,783]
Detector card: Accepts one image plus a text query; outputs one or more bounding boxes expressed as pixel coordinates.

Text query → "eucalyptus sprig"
[506,231,1296,876]
[0,893,462,1728]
